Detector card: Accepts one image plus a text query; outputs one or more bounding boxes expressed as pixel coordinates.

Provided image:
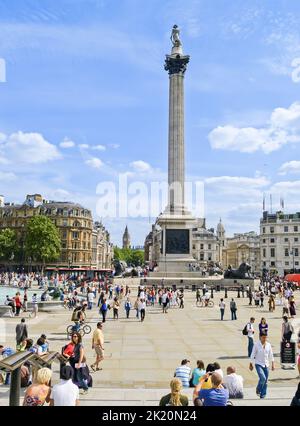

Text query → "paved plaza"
[0,279,299,405]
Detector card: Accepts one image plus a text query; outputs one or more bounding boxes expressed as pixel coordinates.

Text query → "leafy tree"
[0,228,18,261]
[24,216,61,273]
[113,247,144,266]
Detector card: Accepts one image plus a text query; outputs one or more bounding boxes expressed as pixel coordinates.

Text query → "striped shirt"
[174,365,191,387]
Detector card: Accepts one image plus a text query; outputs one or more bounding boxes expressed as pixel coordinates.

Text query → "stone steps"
[0,385,296,406]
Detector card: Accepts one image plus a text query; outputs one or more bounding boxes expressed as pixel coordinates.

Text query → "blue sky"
[1,0,300,246]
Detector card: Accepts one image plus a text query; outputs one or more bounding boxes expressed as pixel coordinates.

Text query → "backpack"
[242,324,248,336]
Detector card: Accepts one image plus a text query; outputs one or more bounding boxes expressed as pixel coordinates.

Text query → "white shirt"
[138,301,146,310]
[88,293,94,302]
[219,302,226,309]
[224,373,244,397]
[161,294,168,303]
[250,341,274,367]
[50,379,79,406]
[247,322,255,339]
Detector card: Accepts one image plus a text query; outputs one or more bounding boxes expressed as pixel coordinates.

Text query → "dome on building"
[217,218,225,233]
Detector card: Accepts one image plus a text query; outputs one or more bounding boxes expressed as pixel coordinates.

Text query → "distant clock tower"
[122,226,131,249]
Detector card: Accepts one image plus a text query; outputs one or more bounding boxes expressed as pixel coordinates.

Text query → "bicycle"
[196,300,214,308]
[66,322,92,338]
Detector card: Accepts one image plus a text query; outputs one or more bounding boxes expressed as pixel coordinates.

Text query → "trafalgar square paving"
[0,277,299,406]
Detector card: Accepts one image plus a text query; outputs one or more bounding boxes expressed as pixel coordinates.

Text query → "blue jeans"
[255,364,269,398]
[76,367,89,391]
[220,309,225,320]
[248,337,254,358]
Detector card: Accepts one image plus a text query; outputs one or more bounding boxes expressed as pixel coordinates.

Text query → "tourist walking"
[259,318,268,336]
[68,332,89,394]
[230,298,237,320]
[289,297,296,319]
[31,293,38,318]
[282,297,289,317]
[268,295,275,312]
[219,299,226,321]
[245,317,255,357]
[249,334,275,399]
[281,316,294,342]
[139,298,146,322]
[16,318,28,347]
[112,297,120,320]
[91,322,104,372]
[14,292,22,316]
[23,289,28,312]
[134,297,139,319]
[124,297,131,319]
[99,299,108,323]
[162,291,169,313]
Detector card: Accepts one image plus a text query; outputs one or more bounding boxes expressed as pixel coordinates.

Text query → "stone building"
[92,222,114,270]
[260,210,300,276]
[191,219,220,265]
[223,231,260,273]
[0,194,113,270]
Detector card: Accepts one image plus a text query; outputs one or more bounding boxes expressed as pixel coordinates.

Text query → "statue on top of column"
[171,25,182,48]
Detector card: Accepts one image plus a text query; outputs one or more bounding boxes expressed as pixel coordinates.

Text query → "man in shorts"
[90,322,104,372]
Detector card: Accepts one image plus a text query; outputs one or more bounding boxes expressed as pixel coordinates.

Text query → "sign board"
[280,341,296,365]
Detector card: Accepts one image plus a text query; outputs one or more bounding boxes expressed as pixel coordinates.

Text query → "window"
[200,244,204,250]
[270,227,274,234]
[270,238,275,243]
[285,262,289,266]
[192,245,196,250]
[263,227,266,234]
[295,261,299,266]
[62,231,67,239]
[262,239,266,243]
[263,249,266,258]
[294,226,298,232]
[284,226,289,232]
[208,253,212,261]
[200,253,204,261]
[263,261,266,266]
[62,242,67,249]
[270,248,275,258]
[208,244,211,250]
[63,219,68,227]
[295,238,299,243]
[72,232,79,240]
[295,248,299,257]
[271,261,275,267]
[284,238,289,243]
[285,248,289,257]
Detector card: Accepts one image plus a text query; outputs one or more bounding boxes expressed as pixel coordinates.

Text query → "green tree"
[0,228,18,262]
[24,216,61,273]
[129,250,144,266]
[113,246,144,266]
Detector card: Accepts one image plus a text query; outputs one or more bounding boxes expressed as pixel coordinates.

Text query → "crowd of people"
[0,271,299,406]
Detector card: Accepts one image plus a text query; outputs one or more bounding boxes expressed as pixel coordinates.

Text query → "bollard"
[211,288,214,299]
[225,288,228,298]
[9,368,21,407]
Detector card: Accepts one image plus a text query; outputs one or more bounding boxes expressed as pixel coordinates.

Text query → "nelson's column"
[154,25,196,274]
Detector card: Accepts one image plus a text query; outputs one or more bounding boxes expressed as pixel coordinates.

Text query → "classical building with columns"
[222,231,260,273]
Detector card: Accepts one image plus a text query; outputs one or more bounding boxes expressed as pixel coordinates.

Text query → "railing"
[0,351,65,406]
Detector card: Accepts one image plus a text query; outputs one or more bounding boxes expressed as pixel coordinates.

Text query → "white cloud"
[209,102,300,154]
[60,137,75,148]
[278,161,300,176]
[79,144,89,149]
[130,160,152,173]
[92,145,106,151]
[271,180,300,196]
[85,157,103,169]
[0,131,61,164]
[0,171,17,182]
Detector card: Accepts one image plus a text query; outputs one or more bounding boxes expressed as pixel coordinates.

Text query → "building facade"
[260,211,300,276]
[223,231,260,273]
[92,222,114,270]
[0,194,113,270]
